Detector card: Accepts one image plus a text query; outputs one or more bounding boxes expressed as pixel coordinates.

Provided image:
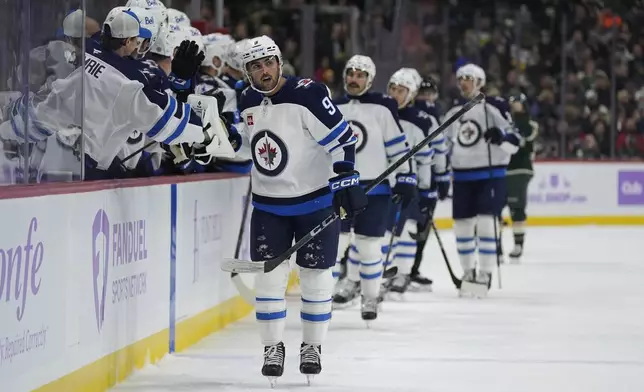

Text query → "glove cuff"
[333,160,355,174]
[395,173,418,186]
[329,171,360,193]
[419,188,438,199]
[169,73,192,90]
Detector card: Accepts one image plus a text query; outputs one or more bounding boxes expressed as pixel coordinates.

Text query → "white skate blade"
[509,255,522,264]
[267,376,278,388]
[408,283,433,292]
[459,280,489,298]
[221,258,263,273]
[305,374,315,386]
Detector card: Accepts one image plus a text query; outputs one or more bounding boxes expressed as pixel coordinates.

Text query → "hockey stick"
[384,201,403,268]
[430,219,461,289]
[231,180,256,304]
[221,92,485,274]
[484,105,503,290]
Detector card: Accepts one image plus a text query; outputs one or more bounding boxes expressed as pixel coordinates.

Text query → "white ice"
[112,226,644,392]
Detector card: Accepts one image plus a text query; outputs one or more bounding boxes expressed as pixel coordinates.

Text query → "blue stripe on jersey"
[147,95,177,138]
[416,151,434,157]
[252,192,333,216]
[384,134,406,147]
[163,103,191,144]
[319,120,348,146]
[452,167,506,182]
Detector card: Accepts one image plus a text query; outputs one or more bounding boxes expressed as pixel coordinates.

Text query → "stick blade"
[221,258,264,273]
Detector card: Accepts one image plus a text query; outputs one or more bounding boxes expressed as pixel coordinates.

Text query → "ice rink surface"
[113,226,644,392]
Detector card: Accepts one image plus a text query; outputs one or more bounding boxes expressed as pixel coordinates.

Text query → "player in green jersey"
[505,94,538,261]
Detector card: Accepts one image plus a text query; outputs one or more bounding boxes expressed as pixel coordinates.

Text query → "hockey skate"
[509,244,523,263]
[299,343,322,385]
[332,279,360,309]
[388,274,411,300]
[361,295,378,326]
[262,342,285,388]
[409,272,433,292]
[459,269,491,298]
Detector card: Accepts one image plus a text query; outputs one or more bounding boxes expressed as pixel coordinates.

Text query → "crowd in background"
[1,0,642,186]
[194,0,644,160]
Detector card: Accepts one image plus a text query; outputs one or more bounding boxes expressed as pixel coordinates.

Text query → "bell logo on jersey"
[251,130,288,176]
[456,119,482,147]
[296,79,314,89]
[347,120,368,153]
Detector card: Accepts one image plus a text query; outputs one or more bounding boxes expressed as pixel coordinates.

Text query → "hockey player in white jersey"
[442,64,520,296]
[237,36,367,386]
[382,68,435,296]
[410,76,450,290]
[331,55,417,321]
[31,8,238,179]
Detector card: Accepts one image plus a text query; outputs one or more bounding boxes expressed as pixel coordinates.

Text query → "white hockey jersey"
[334,92,412,195]
[31,38,206,170]
[238,77,357,216]
[443,96,519,182]
[397,105,434,190]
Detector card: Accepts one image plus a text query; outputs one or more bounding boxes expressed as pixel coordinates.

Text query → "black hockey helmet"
[418,76,438,94]
[509,93,528,111]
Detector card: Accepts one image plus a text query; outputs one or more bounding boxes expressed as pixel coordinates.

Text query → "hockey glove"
[329,163,368,220]
[418,188,438,215]
[434,172,451,200]
[484,126,505,145]
[169,40,205,91]
[392,173,418,208]
[168,144,195,174]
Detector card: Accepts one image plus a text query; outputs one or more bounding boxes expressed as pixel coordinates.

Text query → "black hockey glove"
[484,126,505,145]
[392,173,418,208]
[329,163,368,220]
[434,172,451,200]
[418,189,438,215]
[169,40,205,91]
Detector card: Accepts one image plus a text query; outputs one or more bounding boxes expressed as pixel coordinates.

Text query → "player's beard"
[259,72,277,91]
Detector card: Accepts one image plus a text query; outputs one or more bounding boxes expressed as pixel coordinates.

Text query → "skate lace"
[362,297,378,310]
[264,344,284,366]
[300,344,320,364]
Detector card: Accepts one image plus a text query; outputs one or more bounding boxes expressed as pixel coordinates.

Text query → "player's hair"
[100,24,128,51]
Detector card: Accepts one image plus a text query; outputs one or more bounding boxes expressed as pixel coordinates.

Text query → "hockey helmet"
[203,39,230,74]
[167,8,190,27]
[388,68,420,108]
[226,38,249,71]
[127,7,161,58]
[456,63,486,89]
[343,54,376,96]
[241,35,282,94]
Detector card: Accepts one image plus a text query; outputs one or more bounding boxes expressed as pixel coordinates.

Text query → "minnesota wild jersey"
[507,114,538,176]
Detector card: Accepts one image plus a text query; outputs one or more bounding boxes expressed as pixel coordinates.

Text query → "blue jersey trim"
[452,167,506,182]
[252,192,333,216]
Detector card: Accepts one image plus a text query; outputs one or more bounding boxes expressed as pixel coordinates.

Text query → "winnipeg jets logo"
[257,141,277,166]
[251,130,288,176]
[347,120,368,153]
[456,119,482,147]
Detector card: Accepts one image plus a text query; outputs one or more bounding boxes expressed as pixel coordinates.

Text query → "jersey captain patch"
[347,120,368,153]
[457,119,482,147]
[251,130,288,176]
